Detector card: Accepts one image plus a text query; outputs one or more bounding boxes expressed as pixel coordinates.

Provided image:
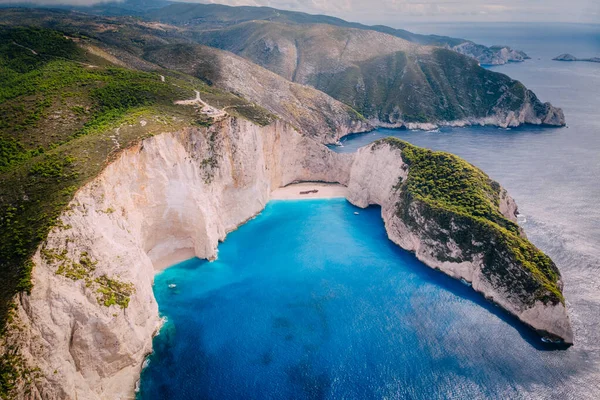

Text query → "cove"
[138,199,579,399]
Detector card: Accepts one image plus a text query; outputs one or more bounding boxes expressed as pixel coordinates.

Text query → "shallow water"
[139,200,596,400]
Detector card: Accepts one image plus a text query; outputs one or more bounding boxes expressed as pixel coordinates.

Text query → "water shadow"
[360,203,569,351]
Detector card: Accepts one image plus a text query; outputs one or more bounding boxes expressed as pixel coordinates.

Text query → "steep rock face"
[346,140,573,344]
[7,118,351,399]
[4,118,572,399]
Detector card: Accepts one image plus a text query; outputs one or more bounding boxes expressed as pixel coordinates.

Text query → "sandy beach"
[270,182,348,200]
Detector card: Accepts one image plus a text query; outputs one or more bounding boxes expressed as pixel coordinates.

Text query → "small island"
[553,53,600,63]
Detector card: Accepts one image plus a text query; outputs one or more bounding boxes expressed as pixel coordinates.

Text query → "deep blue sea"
[139,24,600,399]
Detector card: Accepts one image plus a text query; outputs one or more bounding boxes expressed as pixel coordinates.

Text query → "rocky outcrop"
[451,42,530,65]
[346,139,573,344]
[367,92,566,131]
[5,117,351,399]
[553,53,600,63]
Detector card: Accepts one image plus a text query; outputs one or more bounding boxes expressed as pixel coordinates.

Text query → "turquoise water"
[139,24,600,399]
[327,23,600,398]
[139,200,588,399]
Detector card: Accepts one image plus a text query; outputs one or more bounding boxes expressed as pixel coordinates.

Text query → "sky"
[0,0,599,24]
[194,0,600,24]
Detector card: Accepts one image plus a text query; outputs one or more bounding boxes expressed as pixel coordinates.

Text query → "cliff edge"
[347,138,573,344]
[1,121,572,400]
[1,117,351,399]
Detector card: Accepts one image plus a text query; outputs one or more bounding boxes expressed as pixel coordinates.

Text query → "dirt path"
[174,90,227,119]
[12,41,98,68]
[12,41,37,55]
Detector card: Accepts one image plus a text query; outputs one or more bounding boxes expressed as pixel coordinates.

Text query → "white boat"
[354,212,359,215]
[168,284,177,289]
[541,337,561,344]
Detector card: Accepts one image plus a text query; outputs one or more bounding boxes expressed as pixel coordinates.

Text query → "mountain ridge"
[0,7,563,133]
[144,2,530,65]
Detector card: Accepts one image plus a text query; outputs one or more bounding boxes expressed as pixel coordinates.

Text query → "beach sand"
[270,182,348,200]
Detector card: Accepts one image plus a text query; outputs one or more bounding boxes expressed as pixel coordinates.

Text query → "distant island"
[453,43,530,65]
[553,53,600,63]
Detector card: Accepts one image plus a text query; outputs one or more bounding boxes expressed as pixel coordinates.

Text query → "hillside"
[145,2,529,65]
[0,26,274,336]
[144,43,370,142]
[0,8,563,130]
[190,20,424,83]
[189,20,563,127]
[307,47,561,125]
[0,8,369,142]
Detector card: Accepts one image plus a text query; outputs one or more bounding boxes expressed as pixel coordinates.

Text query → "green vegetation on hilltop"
[0,26,277,396]
[0,29,184,355]
[396,140,519,234]
[0,26,273,339]
[377,137,563,305]
[0,27,82,73]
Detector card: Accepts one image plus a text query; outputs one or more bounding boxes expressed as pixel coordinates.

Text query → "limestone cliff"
[346,138,573,344]
[4,118,350,399]
[2,120,572,400]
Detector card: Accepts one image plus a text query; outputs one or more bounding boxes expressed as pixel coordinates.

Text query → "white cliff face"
[7,118,572,400]
[346,141,573,344]
[10,118,351,400]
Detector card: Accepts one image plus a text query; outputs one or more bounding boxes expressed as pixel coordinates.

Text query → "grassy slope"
[0,26,277,397]
[310,48,532,123]
[377,138,563,307]
[0,26,272,330]
[188,20,542,125]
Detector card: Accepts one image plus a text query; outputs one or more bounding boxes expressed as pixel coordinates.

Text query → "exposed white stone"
[9,118,350,399]
[6,118,572,400]
[346,141,574,345]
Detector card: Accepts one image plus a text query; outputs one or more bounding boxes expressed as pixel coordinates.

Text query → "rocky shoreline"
[553,53,600,63]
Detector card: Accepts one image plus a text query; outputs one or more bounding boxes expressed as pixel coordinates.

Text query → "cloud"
[0,0,597,24]
[191,0,600,24]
